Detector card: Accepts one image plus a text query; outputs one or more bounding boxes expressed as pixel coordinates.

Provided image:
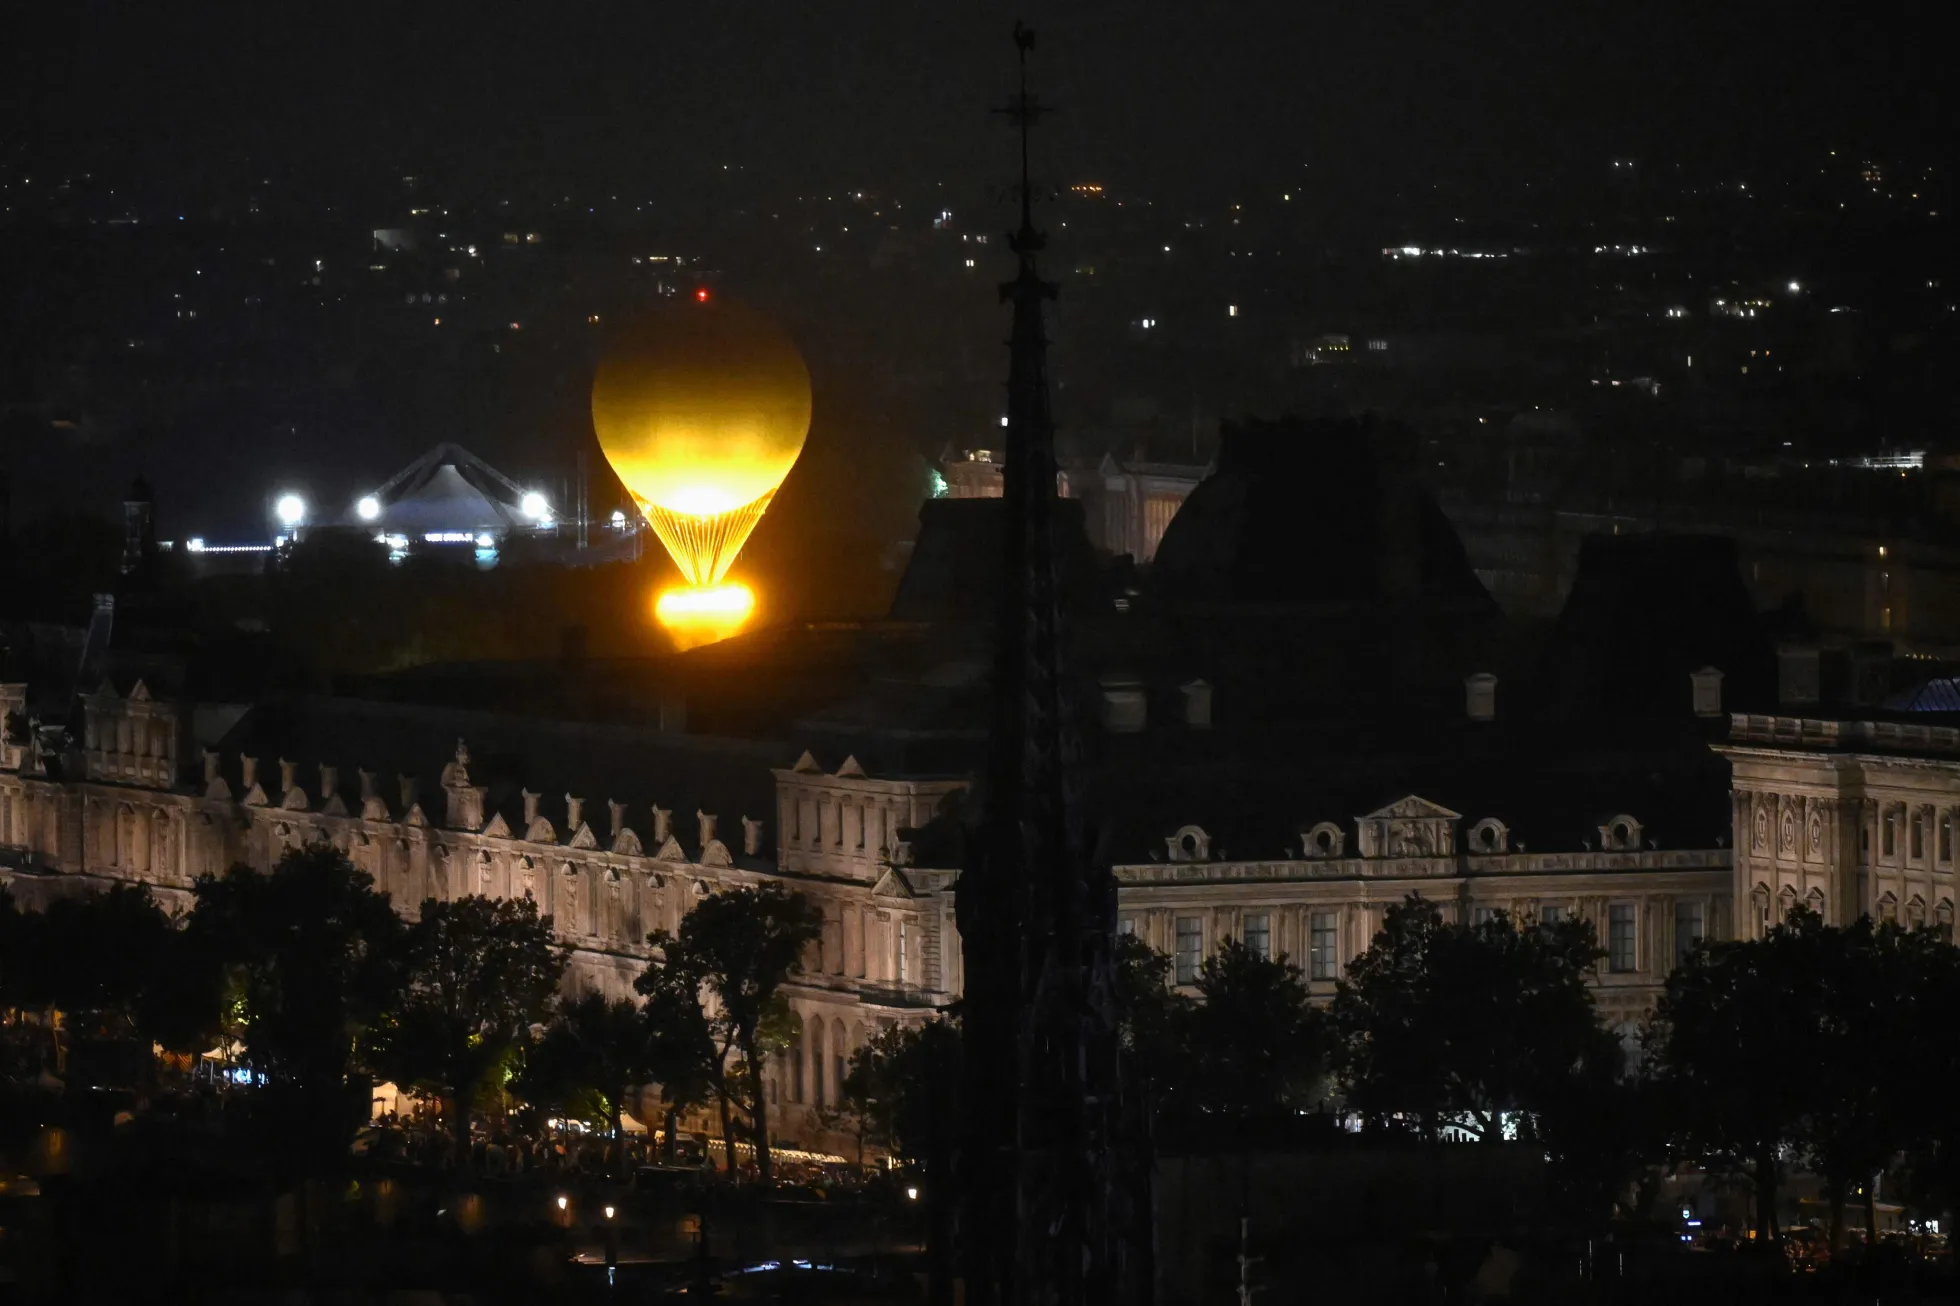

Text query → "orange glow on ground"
[654,582,756,650]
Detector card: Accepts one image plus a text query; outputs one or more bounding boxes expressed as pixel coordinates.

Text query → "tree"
[1702,910,1960,1249]
[842,1018,964,1168]
[1646,910,1819,1243]
[1333,897,1617,1149]
[1171,939,1326,1138]
[532,992,656,1175]
[189,845,408,1165]
[843,1017,963,1303]
[379,894,567,1164]
[640,883,822,1183]
[636,958,720,1165]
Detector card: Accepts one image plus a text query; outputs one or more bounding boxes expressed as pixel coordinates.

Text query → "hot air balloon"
[592,298,811,647]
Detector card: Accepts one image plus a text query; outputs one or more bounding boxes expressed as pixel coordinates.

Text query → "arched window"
[831,1019,849,1107]
[785,1015,804,1105]
[1805,886,1826,921]
[810,1020,827,1108]
[1907,896,1927,930]
[1942,814,1954,865]
[1878,892,1899,924]
[1937,900,1955,942]
[1752,884,1772,937]
[1911,812,1925,861]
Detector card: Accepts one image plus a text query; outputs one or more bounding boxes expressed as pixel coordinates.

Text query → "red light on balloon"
[695,287,710,302]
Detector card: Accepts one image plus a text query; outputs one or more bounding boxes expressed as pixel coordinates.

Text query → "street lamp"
[556,1194,569,1211]
[274,493,306,529]
[356,494,381,522]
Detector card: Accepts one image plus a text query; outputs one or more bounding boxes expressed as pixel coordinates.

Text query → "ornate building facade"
[5,677,1957,1145]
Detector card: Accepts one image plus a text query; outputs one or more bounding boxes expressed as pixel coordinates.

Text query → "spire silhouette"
[957,25,1144,1306]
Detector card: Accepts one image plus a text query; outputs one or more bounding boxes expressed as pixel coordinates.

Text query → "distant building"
[937,446,1204,563]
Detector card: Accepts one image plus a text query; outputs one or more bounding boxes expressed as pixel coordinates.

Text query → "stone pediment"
[280,786,311,812]
[653,835,691,863]
[871,867,916,899]
[567,822,600,851]
[1357,795,1461,859]
[612,828,643,857]
[482,812,513,839]
[836,755,868,779]
[320,794,349,818]
[402,804,428,827]
[522,816,555,843]
[361,797,391,821]
[240,783,268,807]
[699,838,733,867]
[1360,795,1462,822]
[205,777,233,801]
[127,679,152,702]
[792,750,824,774]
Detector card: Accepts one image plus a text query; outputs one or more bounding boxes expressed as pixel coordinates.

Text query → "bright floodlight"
[521,491,549,521]
[274,494,306,527]
[356,494,381,521]
[1788,280,1802,293]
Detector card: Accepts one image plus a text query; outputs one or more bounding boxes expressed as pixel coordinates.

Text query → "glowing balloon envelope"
[592,299,811,645]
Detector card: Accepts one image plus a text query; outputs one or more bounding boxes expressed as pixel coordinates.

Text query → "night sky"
[9,0,1947,199]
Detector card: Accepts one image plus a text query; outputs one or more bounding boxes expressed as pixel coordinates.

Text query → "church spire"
[957,25,1142,1306]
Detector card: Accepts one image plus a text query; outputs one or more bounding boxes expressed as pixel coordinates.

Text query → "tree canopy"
[1333,897,1617,1145]
[188,844,408,1164]
[378,893,567,1160]
[640,882,821,1183]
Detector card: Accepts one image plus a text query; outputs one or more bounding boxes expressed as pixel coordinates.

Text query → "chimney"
[1100,678,1147,733]
[1465,672,1498,722]
[742,816,763,857]
[1778,644,1821,706]
[399,775,420,811]
[608,800,626,841]
[697,810,718,846]
[278,758,298,794]
[1180,680,1213,729]
[241,756,259,791]
[653,807,673,844]
[522,789,540,826]
[318,765,338,801]
[565,795,585,834]
[203,749,221,786]
[1691,666,1725,718]
[1848,642,1892,707]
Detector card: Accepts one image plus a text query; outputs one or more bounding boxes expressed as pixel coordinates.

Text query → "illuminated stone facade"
[6,679,1956,1146]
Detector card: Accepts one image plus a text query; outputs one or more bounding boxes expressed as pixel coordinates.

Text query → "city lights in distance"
[356,495,381,521]
[274,494,306,528]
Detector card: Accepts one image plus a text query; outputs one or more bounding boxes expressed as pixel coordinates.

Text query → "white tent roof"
[344,443,537,534]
